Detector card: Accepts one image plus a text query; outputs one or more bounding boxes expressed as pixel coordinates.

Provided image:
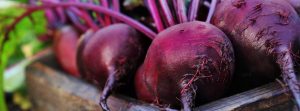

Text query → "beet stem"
[111,0,120,23]
[175,0,188,23]
[44,9,58,28]
[68,7,99,31]
[73,0,106,26]
[99,70,118,111]
[65,10,88,32]
[95,12,107,26]
[100,0,112,25]
[44,0,99,30]
[276,48,300,109]
[147,0,164,32]
[55,7,67,23]
[205,0,217,23]
[44,0,67,24]
[159,0,175,26]
[4,3,156,41]
[112,0,120,12]
[188,0,201,21]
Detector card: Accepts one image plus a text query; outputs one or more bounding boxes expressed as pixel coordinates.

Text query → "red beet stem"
[147,0,164,32]
[188,0,201,21]
[159,0,175,26]
[112,0,120,12]
[4,3,156,41]
[95,12,107,26]
[205,0,217,23]
[43,0,98,30]
[111,0,120,23]
[100,0,112,25]
[87,0,107,26]
[175,0,188,23]
[44,9,58,28]
[68,7,99,31]
[203,1,210,7]
[55,7,67,23]
[71,0,107,26]
[43,0,67,23]
[65,10,88,32]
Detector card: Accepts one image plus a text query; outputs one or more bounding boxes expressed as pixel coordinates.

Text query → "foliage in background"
[0,1,48,111]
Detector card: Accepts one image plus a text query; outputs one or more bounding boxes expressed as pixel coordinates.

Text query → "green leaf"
[0,2,48,111]
[4,60,30,92]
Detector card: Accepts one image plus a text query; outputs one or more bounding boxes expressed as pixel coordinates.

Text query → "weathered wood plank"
[26,53,159,111]
[196,82,295,111]
[26,52,296,111]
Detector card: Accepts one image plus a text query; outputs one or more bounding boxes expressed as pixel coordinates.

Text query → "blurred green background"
[0,0,48,110]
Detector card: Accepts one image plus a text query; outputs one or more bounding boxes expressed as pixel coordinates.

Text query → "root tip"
[99,96,110,111]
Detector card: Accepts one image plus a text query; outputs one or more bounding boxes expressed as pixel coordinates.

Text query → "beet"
[212,0,300,108]
[77,23,149,111]
[135,21,234,110]
[53,26,80,77]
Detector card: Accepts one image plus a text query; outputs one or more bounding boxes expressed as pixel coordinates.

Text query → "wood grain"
[26,51,296,111]
[26,53,159,111]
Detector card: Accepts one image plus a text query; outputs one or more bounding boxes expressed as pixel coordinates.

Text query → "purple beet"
[212,0,300,108]
[135,21,234,110]
[77,23,149,111]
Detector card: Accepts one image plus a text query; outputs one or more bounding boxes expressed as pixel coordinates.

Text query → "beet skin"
[77,23,149,111]
[135,21,234,110]
[212,0,300,108]
[53,26,80,77]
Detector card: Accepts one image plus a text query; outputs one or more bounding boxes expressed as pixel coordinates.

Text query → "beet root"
[135,21,234,110]
[212,0,300,108]
[77,23,149,111]
[53,26,80,77]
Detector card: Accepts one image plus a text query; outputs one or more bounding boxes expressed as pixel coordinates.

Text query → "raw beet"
[77,23,149,111]
[135,21,234,110]
[53,26,80,77]
[212,0,300,108]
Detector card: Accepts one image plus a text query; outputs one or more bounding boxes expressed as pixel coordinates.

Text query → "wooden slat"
[26,54,160,111]
[26,52,296,111]
[196,80,295,111]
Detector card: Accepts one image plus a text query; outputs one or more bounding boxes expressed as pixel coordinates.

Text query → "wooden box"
[26,51,297,111]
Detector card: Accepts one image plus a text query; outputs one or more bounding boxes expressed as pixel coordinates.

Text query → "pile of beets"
[5,0,300,110]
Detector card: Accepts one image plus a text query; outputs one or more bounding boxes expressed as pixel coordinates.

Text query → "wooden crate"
[26,51,297,111]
